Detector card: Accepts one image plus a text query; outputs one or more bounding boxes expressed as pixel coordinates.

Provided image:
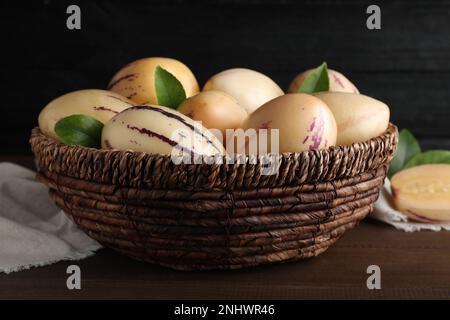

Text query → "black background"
[1,0,449,154]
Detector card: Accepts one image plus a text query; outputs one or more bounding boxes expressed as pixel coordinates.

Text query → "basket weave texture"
[30,124,398,270]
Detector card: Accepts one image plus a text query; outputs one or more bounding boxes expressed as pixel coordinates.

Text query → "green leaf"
[54,114,104,148]
[154,66,186,109]
[404,150,450,169]
[387,129,421,178]
[298,62,329,94]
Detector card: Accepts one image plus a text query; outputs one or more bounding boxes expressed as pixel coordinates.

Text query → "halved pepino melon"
[391,164,450,222]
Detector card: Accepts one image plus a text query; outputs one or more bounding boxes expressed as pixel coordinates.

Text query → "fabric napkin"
[371,178,450,232]
[0,162,101,274]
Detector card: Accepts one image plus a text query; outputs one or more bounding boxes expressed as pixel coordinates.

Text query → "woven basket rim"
[31,124,397,161]
[30,124,398,190]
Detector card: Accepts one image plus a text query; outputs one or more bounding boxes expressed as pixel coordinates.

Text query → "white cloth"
[372,179,450,232]
[0,162,101,274]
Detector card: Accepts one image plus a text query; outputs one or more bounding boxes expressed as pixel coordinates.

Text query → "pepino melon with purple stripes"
[38,89,135,141]
[101,105,225,156]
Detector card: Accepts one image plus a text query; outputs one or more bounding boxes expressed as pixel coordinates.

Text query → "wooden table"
[1,156,449,300]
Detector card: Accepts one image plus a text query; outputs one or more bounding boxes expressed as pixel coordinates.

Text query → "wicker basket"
[30,124,398,270]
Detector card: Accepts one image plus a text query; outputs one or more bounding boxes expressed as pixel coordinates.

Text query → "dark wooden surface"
[1,155,450,300]
[1,0,450,154]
